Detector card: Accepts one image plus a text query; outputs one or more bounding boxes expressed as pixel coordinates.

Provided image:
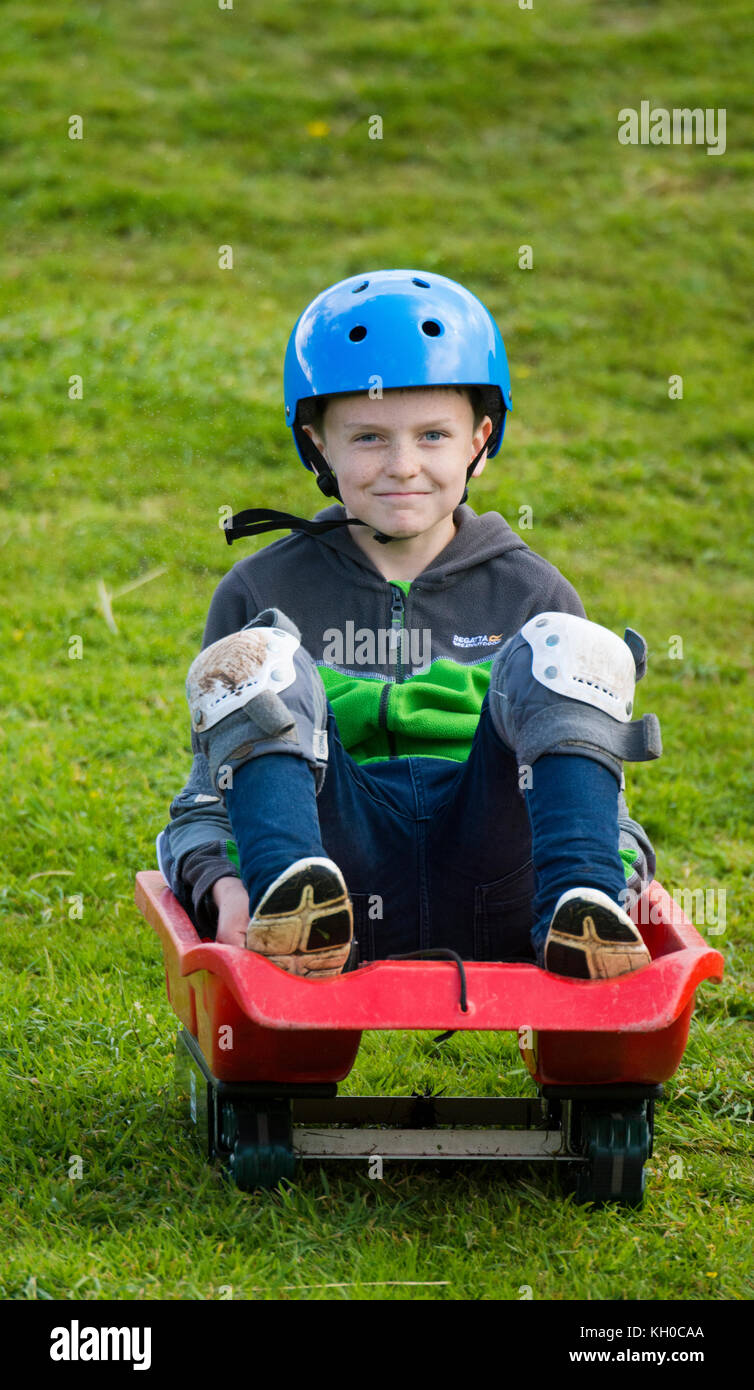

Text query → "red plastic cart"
[135,870,723,1206]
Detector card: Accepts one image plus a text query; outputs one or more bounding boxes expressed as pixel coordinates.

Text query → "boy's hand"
[211,876,250,948]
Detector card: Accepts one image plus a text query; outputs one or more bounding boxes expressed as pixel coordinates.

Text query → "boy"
[157,269,661,980]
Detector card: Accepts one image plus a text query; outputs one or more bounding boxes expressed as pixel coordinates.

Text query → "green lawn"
[1,0,752,1301]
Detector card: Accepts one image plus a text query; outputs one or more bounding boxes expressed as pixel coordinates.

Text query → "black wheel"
[572,1102,651,1208]
[230,1136,296,1191]
[223,1100,296,1192]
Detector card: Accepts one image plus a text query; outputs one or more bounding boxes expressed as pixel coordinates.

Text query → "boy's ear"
[301,421,329,463]
[470,415,494,477]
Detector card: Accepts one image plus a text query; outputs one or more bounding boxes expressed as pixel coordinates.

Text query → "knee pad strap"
[515,705,662,782]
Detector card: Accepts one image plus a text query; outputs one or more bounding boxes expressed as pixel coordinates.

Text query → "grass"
[1,0,752,1301]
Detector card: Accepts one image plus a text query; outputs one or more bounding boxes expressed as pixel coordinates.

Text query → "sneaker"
[246,857,353,979]
[543,886,651,980]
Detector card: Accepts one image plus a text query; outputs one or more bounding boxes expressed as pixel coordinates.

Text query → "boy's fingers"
[216,909,249,949]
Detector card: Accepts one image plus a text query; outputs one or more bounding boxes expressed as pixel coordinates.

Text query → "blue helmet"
[284,269,512,479]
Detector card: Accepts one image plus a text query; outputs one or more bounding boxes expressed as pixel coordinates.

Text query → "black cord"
[386,948,469,1013]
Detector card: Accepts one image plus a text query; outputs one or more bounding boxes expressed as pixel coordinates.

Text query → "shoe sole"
[246,857,353,978]
[545,887,651,980]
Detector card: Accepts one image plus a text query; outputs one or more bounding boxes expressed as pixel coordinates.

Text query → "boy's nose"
[383,446,422,476]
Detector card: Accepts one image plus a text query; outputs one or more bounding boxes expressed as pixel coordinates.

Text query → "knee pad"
[488,612,662,783]
[186,607,328,793]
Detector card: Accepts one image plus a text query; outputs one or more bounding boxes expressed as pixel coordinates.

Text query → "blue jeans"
[223,690,627,968]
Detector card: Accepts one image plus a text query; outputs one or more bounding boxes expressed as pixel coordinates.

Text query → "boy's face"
[301,388,493,543]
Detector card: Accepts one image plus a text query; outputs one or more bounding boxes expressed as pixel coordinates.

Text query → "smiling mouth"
[374,491,430,497]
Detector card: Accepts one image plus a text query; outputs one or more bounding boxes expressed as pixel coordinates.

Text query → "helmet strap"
[458,434,491,506]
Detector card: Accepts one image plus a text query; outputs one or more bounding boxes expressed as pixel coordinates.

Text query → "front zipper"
[378,584,407,757]
[377,683,395,756]
[389,584,406,685]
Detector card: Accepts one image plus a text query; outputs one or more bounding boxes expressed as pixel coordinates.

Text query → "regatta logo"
[322,622,431,669]
[50,1320,151,1371]
[618,102,726,156]
[452,633,504,648]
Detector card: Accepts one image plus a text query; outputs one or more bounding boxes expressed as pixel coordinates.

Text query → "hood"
[308,502,530,588]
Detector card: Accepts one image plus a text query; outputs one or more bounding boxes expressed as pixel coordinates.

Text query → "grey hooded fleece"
[157,503,657,934]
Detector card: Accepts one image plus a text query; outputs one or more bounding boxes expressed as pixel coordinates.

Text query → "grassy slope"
[0,0,752,1300]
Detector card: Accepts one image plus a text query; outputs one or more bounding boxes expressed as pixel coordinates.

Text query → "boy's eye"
[351,429,448,443]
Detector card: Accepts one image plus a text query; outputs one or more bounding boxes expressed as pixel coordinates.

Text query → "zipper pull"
[390,587,404,623]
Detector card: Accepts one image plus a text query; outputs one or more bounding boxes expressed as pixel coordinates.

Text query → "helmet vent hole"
[349,325,367,341]
[412,277,430,287]
[421,320,442,336]
[352,281,369,294]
